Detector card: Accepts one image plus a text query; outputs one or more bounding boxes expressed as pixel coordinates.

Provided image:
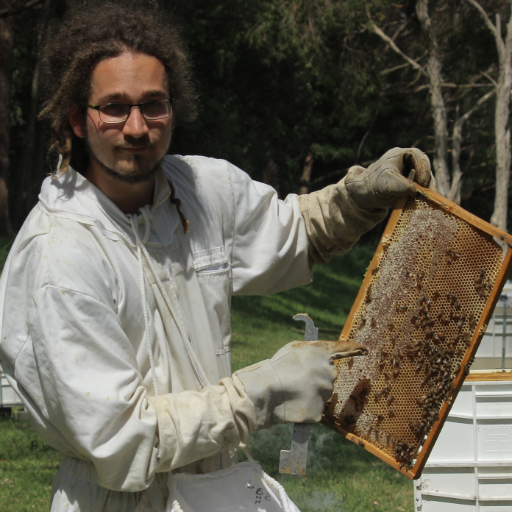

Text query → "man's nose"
[122,106,149,138]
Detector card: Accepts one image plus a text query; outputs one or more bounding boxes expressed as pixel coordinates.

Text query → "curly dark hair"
[38,1,198,174]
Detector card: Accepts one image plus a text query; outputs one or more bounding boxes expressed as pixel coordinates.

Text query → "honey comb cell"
[322,187,512,480]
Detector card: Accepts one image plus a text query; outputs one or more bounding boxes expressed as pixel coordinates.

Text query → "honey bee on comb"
[322,185,512,480]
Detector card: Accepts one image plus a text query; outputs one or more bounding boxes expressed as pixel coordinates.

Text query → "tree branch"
[368,20,428,78]
[456,89,495,127]
[465,0,498,38]
[482,71,498,87]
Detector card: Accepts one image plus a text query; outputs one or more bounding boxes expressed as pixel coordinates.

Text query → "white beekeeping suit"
[0,155,380,510]
[0,148,425,511]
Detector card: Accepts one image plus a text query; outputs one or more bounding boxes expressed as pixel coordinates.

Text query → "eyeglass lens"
[99,100,170,122]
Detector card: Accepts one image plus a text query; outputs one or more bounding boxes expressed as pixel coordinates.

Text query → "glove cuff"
[234,360,284,430]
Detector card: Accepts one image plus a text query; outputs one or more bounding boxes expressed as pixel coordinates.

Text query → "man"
[0,3,433,511]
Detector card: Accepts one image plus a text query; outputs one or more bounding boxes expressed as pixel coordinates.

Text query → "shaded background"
[1,0,511,239]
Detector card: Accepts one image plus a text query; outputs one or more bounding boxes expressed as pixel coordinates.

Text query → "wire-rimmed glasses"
[87,99,172,123]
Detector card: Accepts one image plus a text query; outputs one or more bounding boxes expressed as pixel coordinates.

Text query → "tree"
[368,0,495,205]
[466,0,512,231]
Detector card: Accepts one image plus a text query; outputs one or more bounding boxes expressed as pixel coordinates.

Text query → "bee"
[365,285,372,303]
[383,371,391,381]
[386,395,394,406]
[371,318,377,328]
[358,387,369,399]
[375,414,384,422]
[432,291,440,300]
[371,266,379,275]
[358,317,366,329]
[343,415,356,427]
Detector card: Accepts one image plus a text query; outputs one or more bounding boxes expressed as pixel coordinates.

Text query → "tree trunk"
[490,13,512,232]
[299,152,314,195]
[451,90,495,204]
[0,1,15,237]
[467,0,512,232]
[415,0,450,198]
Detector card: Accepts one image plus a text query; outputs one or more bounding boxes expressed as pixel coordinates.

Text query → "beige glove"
[299,147,434,265]
[233,339,367,430]
[345,147,432,209]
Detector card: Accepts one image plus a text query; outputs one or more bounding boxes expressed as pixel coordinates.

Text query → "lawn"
[0,244,414,511]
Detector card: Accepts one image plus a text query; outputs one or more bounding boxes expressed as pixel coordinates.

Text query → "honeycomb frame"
[322,186,512,480]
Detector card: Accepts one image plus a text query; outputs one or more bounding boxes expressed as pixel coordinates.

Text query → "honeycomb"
[323,190,512,479]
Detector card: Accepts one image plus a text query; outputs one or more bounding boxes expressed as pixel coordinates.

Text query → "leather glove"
[345,147,432,209]
[233,339,367,430]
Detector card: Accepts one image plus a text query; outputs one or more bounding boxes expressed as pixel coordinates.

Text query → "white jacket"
[0,155,313,510]
[0,154,385,511]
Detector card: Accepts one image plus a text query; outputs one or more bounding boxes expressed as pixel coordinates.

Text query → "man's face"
[71,51,173,183]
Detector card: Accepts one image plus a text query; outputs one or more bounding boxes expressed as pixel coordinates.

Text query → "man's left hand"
[345,147,433,210]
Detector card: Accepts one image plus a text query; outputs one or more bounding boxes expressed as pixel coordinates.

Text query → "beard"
[85,131,167,184]
[88,149,162,184]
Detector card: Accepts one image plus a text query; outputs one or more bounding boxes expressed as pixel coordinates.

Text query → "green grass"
[0,417,62,511]
[231,245,374,372]
[0,244,414,511]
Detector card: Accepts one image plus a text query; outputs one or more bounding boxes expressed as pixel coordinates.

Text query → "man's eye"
[143,100,165,115]
[102,104,127,115]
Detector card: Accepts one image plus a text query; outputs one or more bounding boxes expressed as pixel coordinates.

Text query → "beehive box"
[0,365,23,408]
[414,371,512,511]
[322,186,512,480]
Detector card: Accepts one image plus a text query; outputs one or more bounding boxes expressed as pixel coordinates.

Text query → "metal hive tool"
[322,185,512,480]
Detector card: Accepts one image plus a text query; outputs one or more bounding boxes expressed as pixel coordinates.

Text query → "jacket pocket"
[192,248,232,372]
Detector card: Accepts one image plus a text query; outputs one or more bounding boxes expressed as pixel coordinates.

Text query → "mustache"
[115,138,158,150]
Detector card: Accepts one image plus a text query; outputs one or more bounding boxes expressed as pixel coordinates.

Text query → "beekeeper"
[0,3,433,512]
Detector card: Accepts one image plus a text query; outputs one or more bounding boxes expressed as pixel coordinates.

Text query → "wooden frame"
[322,185,512,480]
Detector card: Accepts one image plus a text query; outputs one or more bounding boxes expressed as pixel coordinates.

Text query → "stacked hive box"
[414,371,512,511]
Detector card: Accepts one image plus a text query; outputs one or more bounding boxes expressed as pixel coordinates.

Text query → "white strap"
[130,215,159,396]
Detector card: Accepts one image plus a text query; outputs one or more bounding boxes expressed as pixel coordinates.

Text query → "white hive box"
[0,365,23,408]
[474,281,512,370]
[414,371,512,511]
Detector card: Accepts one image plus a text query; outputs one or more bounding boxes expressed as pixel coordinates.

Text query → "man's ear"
[69,108,86,138]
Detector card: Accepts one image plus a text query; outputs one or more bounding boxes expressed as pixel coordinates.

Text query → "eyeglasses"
[87,99,172,123]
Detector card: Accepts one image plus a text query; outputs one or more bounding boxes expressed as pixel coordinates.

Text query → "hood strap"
[129,209,210,390]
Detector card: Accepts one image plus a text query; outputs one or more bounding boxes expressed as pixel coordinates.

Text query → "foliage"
[6,0,512,228]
